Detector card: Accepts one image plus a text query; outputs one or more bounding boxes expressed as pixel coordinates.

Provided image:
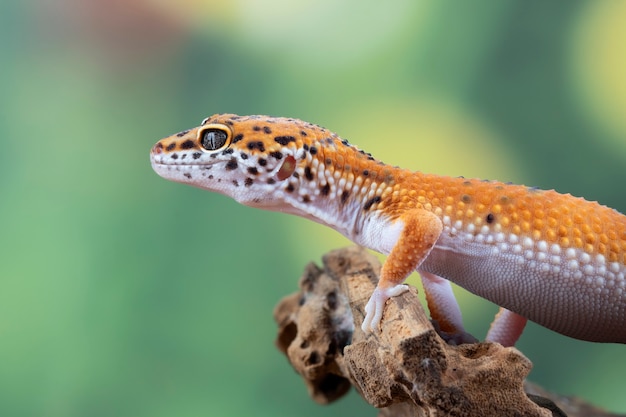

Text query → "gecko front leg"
[361,209,443,332]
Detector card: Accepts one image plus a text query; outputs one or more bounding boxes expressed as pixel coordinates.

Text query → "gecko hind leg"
[486,307,527,347]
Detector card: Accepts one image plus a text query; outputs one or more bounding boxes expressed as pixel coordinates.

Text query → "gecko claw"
[361,284,409,333]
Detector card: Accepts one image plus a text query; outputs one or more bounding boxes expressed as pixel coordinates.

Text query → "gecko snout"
[151,142,164,155]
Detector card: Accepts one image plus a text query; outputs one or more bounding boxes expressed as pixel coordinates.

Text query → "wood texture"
[274,246,622,417]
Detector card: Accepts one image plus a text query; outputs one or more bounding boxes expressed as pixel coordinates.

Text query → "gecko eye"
[198,124,231,151]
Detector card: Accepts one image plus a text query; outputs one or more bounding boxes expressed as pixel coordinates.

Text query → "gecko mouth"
[149,154,215,167]
[150,161,214,172]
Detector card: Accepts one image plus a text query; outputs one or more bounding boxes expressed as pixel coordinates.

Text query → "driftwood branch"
[273,246,622,417]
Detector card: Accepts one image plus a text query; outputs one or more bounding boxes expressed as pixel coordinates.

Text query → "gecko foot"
[361,284,409,333]
[432,323,479,345]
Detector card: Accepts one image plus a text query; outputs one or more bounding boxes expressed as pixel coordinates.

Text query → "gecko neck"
[265,136,411,244]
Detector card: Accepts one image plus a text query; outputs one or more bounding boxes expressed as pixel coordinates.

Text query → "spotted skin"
[150,114,626,346]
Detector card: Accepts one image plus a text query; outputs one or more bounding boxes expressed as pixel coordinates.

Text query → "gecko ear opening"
[276,155,296,181]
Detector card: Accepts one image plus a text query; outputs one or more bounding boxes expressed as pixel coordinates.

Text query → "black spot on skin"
[320,183,330,196]
[253,126,261,131]
[303,144,310,151]
[225,158,238,170]
[363,196,382,211]
[300,130,307,137]
[258,158,267,167]
[171,153,179,160]
[180,139,194,149]
[309,146,318,155]
[263,126,272,134]
[293,172,300,179]
[183,173,192,179]
[222,148,234,155]
[304,166,314,181]
[166,143,176,151]
[192,152,202,159]
[341,139,349,146]
[233,133,244,143]
[208,175,214,179]
[267,178,276,185]
[270,151,283,160]
[275,135,296,145]
[176,130,190,137]
[247,141,265,152]
[245,178,254,187]
[362,170,369,176]
[210,153,217,159]
[461,194,471,203]
[486,213,495,224]
[341,191,350,204]
[302,195,311,203]
[225,120,233,126]
[232,180,239,187]
[240,153,248,160]
[325,158,332,166]
[286,183,295,193]
[247,167,259,175]
[181,154,186,160]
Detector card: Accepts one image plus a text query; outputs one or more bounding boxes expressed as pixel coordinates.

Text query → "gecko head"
[150,114,332,208]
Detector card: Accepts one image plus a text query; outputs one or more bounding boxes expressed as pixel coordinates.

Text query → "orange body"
[151,114,626,345]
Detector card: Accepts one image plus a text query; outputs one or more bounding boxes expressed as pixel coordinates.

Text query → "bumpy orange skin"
[385,173,626,265]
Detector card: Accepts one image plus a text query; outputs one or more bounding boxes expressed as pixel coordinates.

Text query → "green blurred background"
[2,0,626,415]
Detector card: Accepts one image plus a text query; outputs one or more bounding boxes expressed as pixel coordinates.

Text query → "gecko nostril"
[152,142,164,154]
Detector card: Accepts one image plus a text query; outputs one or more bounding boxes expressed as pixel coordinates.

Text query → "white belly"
[420,230,626,343]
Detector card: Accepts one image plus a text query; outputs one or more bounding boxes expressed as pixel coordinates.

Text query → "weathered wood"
[274,246,622,417]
